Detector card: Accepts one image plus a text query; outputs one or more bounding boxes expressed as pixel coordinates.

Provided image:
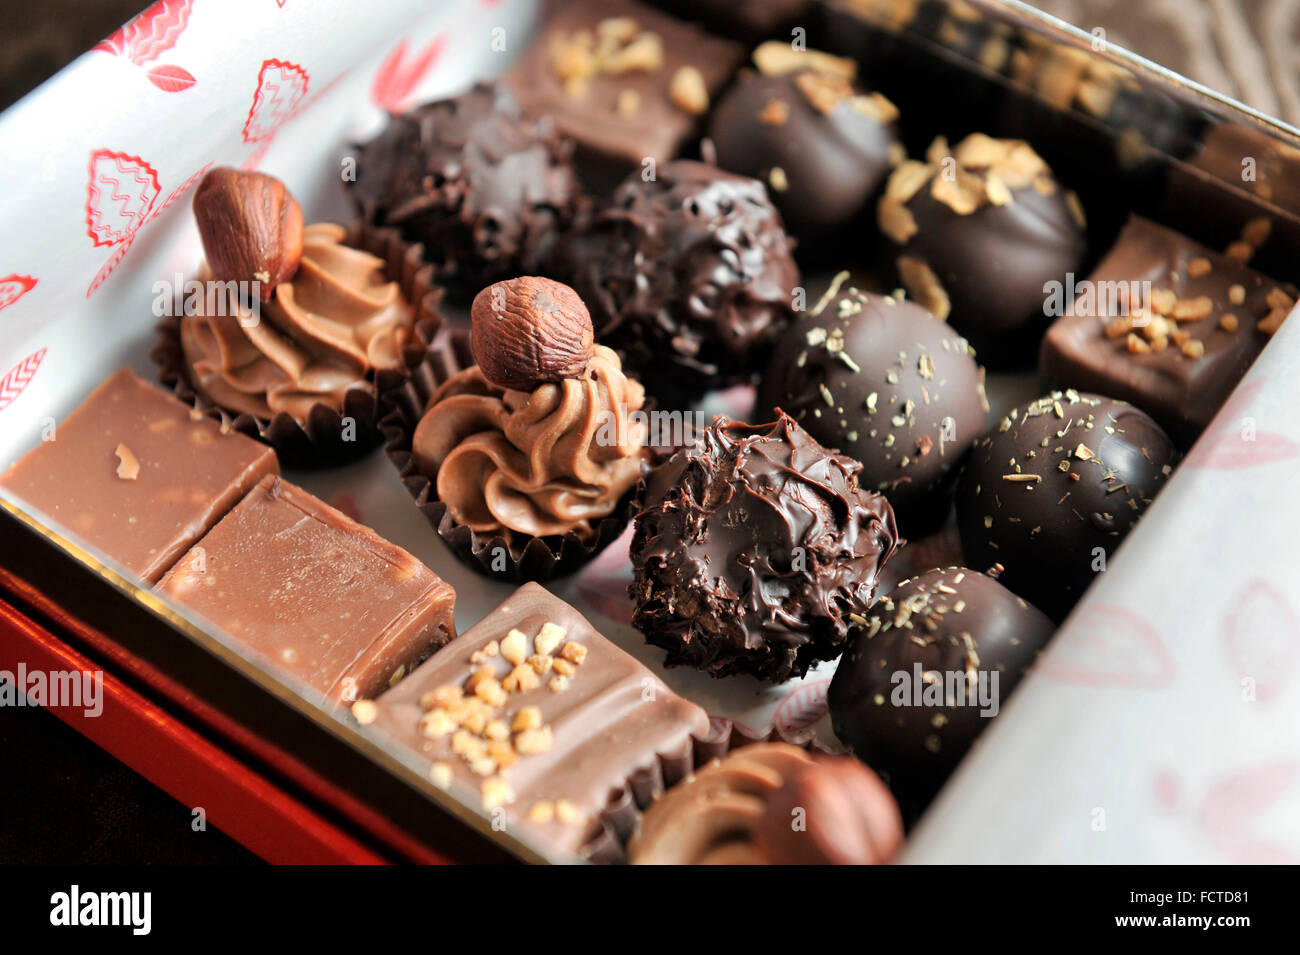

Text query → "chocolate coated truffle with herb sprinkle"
[955,391,1178,621]
[878,133,1087,345]
[761,275,988,536]
[828,567,1054,816]
[629,411,899,683]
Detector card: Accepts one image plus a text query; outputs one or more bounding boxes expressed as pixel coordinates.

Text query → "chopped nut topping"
[552,657,577,678]
[1219,313,1239,332]
[351,699,377,725]
[555,800,582,825]
[1149,288,1177,316]
[515,726,554,755]
[419,709,456,739]
[559,642,588,665]
[481,777,514,810]
[1180,339,1205,359]
[474,677,508,707]
[1186,256,1212,277]
[419,684,462,710]
[549,675,571,693]
[534,622,566,657]
[1224,240,1254,264]
[500,629,528,666]
[526,653,554,675]
[768,166,789,192]
[1126,332,1150,354]
[758,98,789,125]
[484,719,510,741]
[877,196,917,243]
[512,706,543,732]
[465,665,495,694]
[897,257,951,320]
[429,762,453,789]
[1171,295,1213,322]
[795,70,853,114]
[669,65,709,114]
[1228,284,1246,305]
[527,801,555,824]
[752,41,856,80]
[616,88,640,115]
[502,663,540,694]
[851,92,899,123]
[114,443,140,481]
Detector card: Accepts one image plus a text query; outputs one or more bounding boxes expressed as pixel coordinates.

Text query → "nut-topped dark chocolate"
[563,159,800,402]
[878,134,1087,346]
[761,280,987,536]
[828,567,1055,815]
[709,43,902,237]
[629,411,899,682]
[955,391,1178,620]
[346,82,580,302]
[1040,215,1297,447]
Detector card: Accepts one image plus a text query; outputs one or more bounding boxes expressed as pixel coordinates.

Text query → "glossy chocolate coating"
[880,135,1086,343]
[629,411,899,682]
[0,368,277,584]
[366,583,709,856]
[828,567,1054,815]
[157,475,456,706]
[709,69,900,235]
[1040,215,1297,448]
[504,0,744,190]
[346,83,580,301]
[761,285,987,536]
[955,392,1177,620]
[563,159,799,402]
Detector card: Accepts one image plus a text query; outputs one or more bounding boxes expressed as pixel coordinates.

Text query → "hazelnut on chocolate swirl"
[412,277,648,541]
[181,221,413,424]
[629,412,899,682]
[878,134,1086,351]
[562,159,799,403]
[628,743,903,865]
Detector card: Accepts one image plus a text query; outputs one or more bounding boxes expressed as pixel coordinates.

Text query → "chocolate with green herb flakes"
[828,567,1054,816]
[955,392,1177,621]
[761,278,987,536]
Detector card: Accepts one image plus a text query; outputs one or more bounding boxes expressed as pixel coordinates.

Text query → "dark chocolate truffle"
[761,281,987,536]
[878,134,1087,345]
[708,45,902,236]
[1040,215,1297,448]
[562,159,800,403]
[828,566,1054,815]
[955,391,1178,620]
[629,411,899,682]
[346,83,580,302]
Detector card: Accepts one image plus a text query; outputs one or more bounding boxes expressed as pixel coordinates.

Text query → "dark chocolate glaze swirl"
[563,159,799,402]
[629,412,899,683]
[347,82,580,302]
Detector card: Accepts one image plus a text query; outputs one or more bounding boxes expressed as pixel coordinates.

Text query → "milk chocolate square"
[1041,216,1297,446]
[0,367,278,583]
[363,582,709,856]
[157,475,455,705]
[505,0,744,185]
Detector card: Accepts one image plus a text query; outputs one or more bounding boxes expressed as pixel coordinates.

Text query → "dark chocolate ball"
[562,159,799,403]
[761,283,987,536]
[878,134,1086,344]
[709,67,901,236]
[828,566,1054,816]
[955,391,1178,620]
[629,411,899,683]
[346,82,581,302]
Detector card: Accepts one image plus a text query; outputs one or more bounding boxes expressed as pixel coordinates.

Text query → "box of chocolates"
[0,0,1298,866]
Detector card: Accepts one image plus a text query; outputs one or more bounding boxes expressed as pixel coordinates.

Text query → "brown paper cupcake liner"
[378,326,637,582]
[581,718,833,864]
[152,221,445,470]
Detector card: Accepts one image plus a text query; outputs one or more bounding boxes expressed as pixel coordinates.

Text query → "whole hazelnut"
[470,276,595,391]
[193,167,304,301]
[754,754,903,865]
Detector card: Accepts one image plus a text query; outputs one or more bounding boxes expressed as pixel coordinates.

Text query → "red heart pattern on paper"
[1224,580,1299,704]
[0,275,37,312]
[1037,603,1175,688]
[0,348,47,412]
[1195,762,1300,863]
[243,59,310,144]
[773,677,831,737]
[371,36,446,113]
[1185,375,1300,469]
